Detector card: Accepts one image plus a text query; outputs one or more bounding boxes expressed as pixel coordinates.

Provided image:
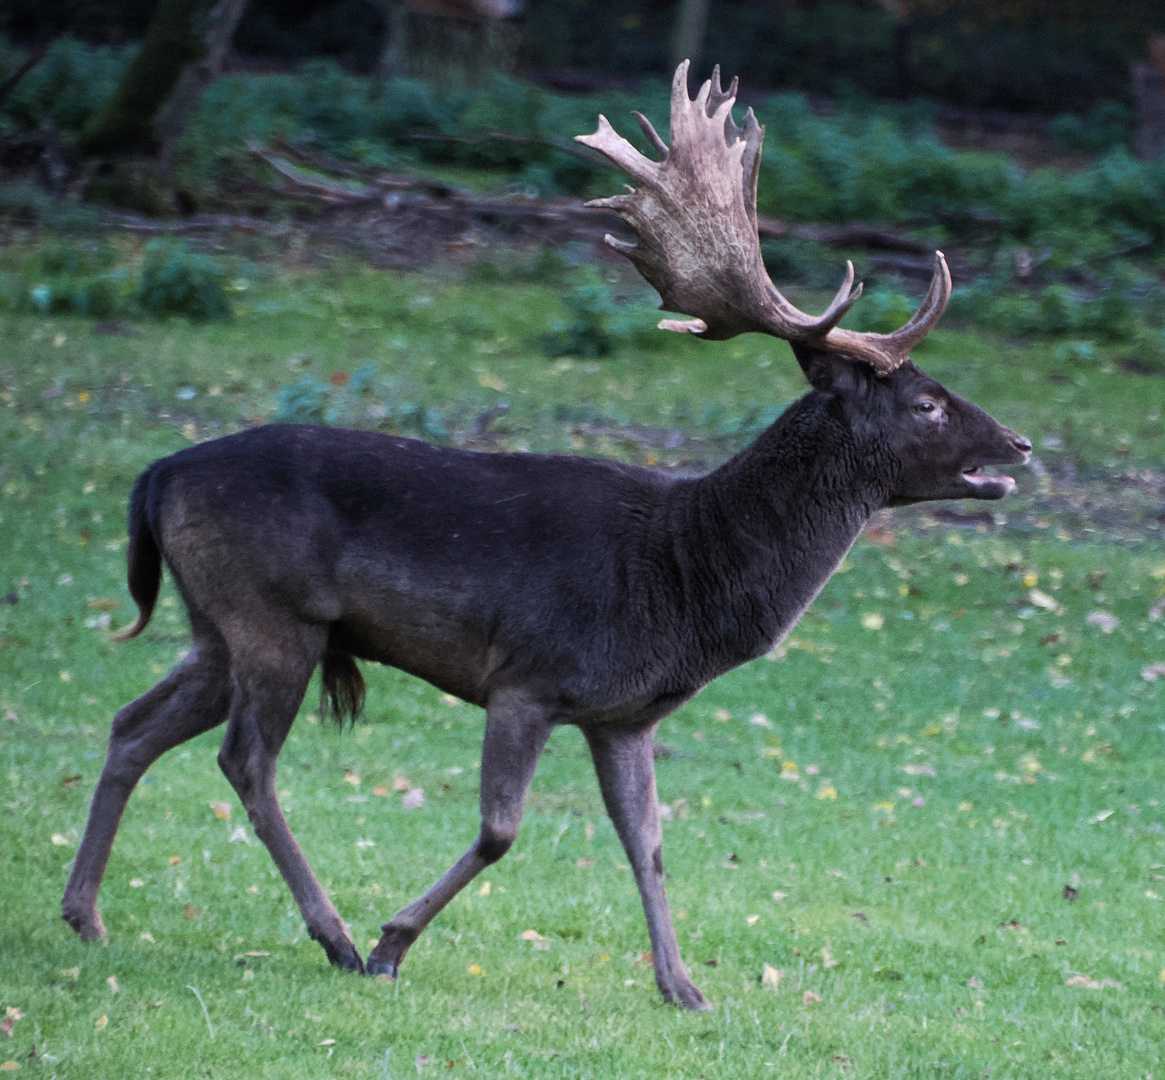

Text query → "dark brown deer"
[63,62,1030,1010]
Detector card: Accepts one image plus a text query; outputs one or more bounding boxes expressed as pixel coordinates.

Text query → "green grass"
[2,249,1165,1078]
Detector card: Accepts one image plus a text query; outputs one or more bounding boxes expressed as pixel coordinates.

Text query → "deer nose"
[1010,432,1032,458]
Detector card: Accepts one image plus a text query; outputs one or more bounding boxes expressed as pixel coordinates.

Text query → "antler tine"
[634,111,669,159]
[881,251,952,351]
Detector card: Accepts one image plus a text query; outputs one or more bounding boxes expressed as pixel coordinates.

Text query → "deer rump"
[64,62,1029,1011]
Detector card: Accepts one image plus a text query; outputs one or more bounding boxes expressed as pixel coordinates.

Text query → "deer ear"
[791,345,864,394]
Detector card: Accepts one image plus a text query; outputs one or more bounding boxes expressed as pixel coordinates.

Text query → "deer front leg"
[366,691,552,978]
[585,722,709,1010]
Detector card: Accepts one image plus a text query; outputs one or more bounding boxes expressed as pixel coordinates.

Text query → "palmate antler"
[576,61,951,375]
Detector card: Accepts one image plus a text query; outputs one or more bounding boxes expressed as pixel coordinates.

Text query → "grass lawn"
[2,247,1164,1078]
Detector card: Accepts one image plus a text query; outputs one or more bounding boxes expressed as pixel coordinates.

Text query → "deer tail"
[320,648,366,727]
[114,465,163,642]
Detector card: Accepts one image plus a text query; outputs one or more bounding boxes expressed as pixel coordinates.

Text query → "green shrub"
[1048,101,1135,154]
[539,266,660,359]
[0,37,132,133]
[137,240,231,320]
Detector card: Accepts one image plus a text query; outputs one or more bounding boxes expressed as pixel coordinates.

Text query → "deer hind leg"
[63,634,232,941]
[585,722,709,1010]
[215,621,365,972]
[366,690,552,978]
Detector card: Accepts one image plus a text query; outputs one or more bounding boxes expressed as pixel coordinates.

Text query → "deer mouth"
[961,465,1016,499]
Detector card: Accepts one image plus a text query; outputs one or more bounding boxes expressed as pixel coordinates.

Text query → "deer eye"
[914,401,936,414]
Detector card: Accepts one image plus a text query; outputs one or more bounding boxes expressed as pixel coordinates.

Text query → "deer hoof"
[62,906,107,942]
[663,979,710,1011]
[313,931,365,973]
[365,924,417,977]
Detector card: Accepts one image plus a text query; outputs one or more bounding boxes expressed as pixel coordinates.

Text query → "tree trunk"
[77,0,211,156]
[374,0,411,84]
[155,0,249,179]
[670,0,710,80]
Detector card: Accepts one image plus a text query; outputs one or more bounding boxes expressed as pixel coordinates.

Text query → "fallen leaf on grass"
[319,1038,336,1046]
[467,964,484,976]
[392,776,410,792]
[1029,589,1059,612]
[746,914,760,925]
[772,891,788,902]
[62,774,82,790]
[1149,599,1165,622]
[209,801,231,820]
[1085,611,1119,634]
[372,786,389,797]
[0,1023,11,1039]
[1063,884,1079,901]
[749,713,772,728]
[762,963,781,988]
[902,763,937,777]
[1065,975,1121,989]
[344,771,360,787]
[826,869,847,879]
[129,878,144,888]
[576,857,596,868]
[402,788,424,809]
[106,975,119,993]
[478,881,491,896]
[1142,663,1165,682]
[0,1062,18,1071]
[140,932,155,943]
[803,990,822,1004]
[228,827,250,845]
[1090,809,1115,823]
[94,1015,108,1030]
[966,976,983,989]
[184,905,198,919]
[50,833,71,847]
[861,613,884,630]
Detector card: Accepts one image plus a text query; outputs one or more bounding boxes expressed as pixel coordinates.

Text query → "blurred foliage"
[0,236,232,322]
[539,266,663,359]
[138,239,232,320]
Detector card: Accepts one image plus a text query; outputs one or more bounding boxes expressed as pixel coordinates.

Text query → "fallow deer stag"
[64,62,1030,1010]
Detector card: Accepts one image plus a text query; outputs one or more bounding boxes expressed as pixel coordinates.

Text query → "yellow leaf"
[478,881,491,896]
[169,855,181,865]
[762,963,782,988]
[210,801,231,820]
[861,613,884,630]
[958,801,973,812]
[58,671,72,683]
[94,1015,108,1030]
[344,772,360,786]
[0,1062,19,1071]
[467,964,484,976]
[1023,573,1039,588]
[51,833,71,846]
[746,914,760,925]
[3,1010,20,1023]
[816,785,838,801]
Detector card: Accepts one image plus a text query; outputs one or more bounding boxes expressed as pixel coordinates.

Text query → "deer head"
[577,61,1030,506]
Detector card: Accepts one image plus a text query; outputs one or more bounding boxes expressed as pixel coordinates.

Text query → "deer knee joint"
[476,825,515,865]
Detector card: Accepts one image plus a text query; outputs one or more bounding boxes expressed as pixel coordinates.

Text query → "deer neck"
[676,393,894,665]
